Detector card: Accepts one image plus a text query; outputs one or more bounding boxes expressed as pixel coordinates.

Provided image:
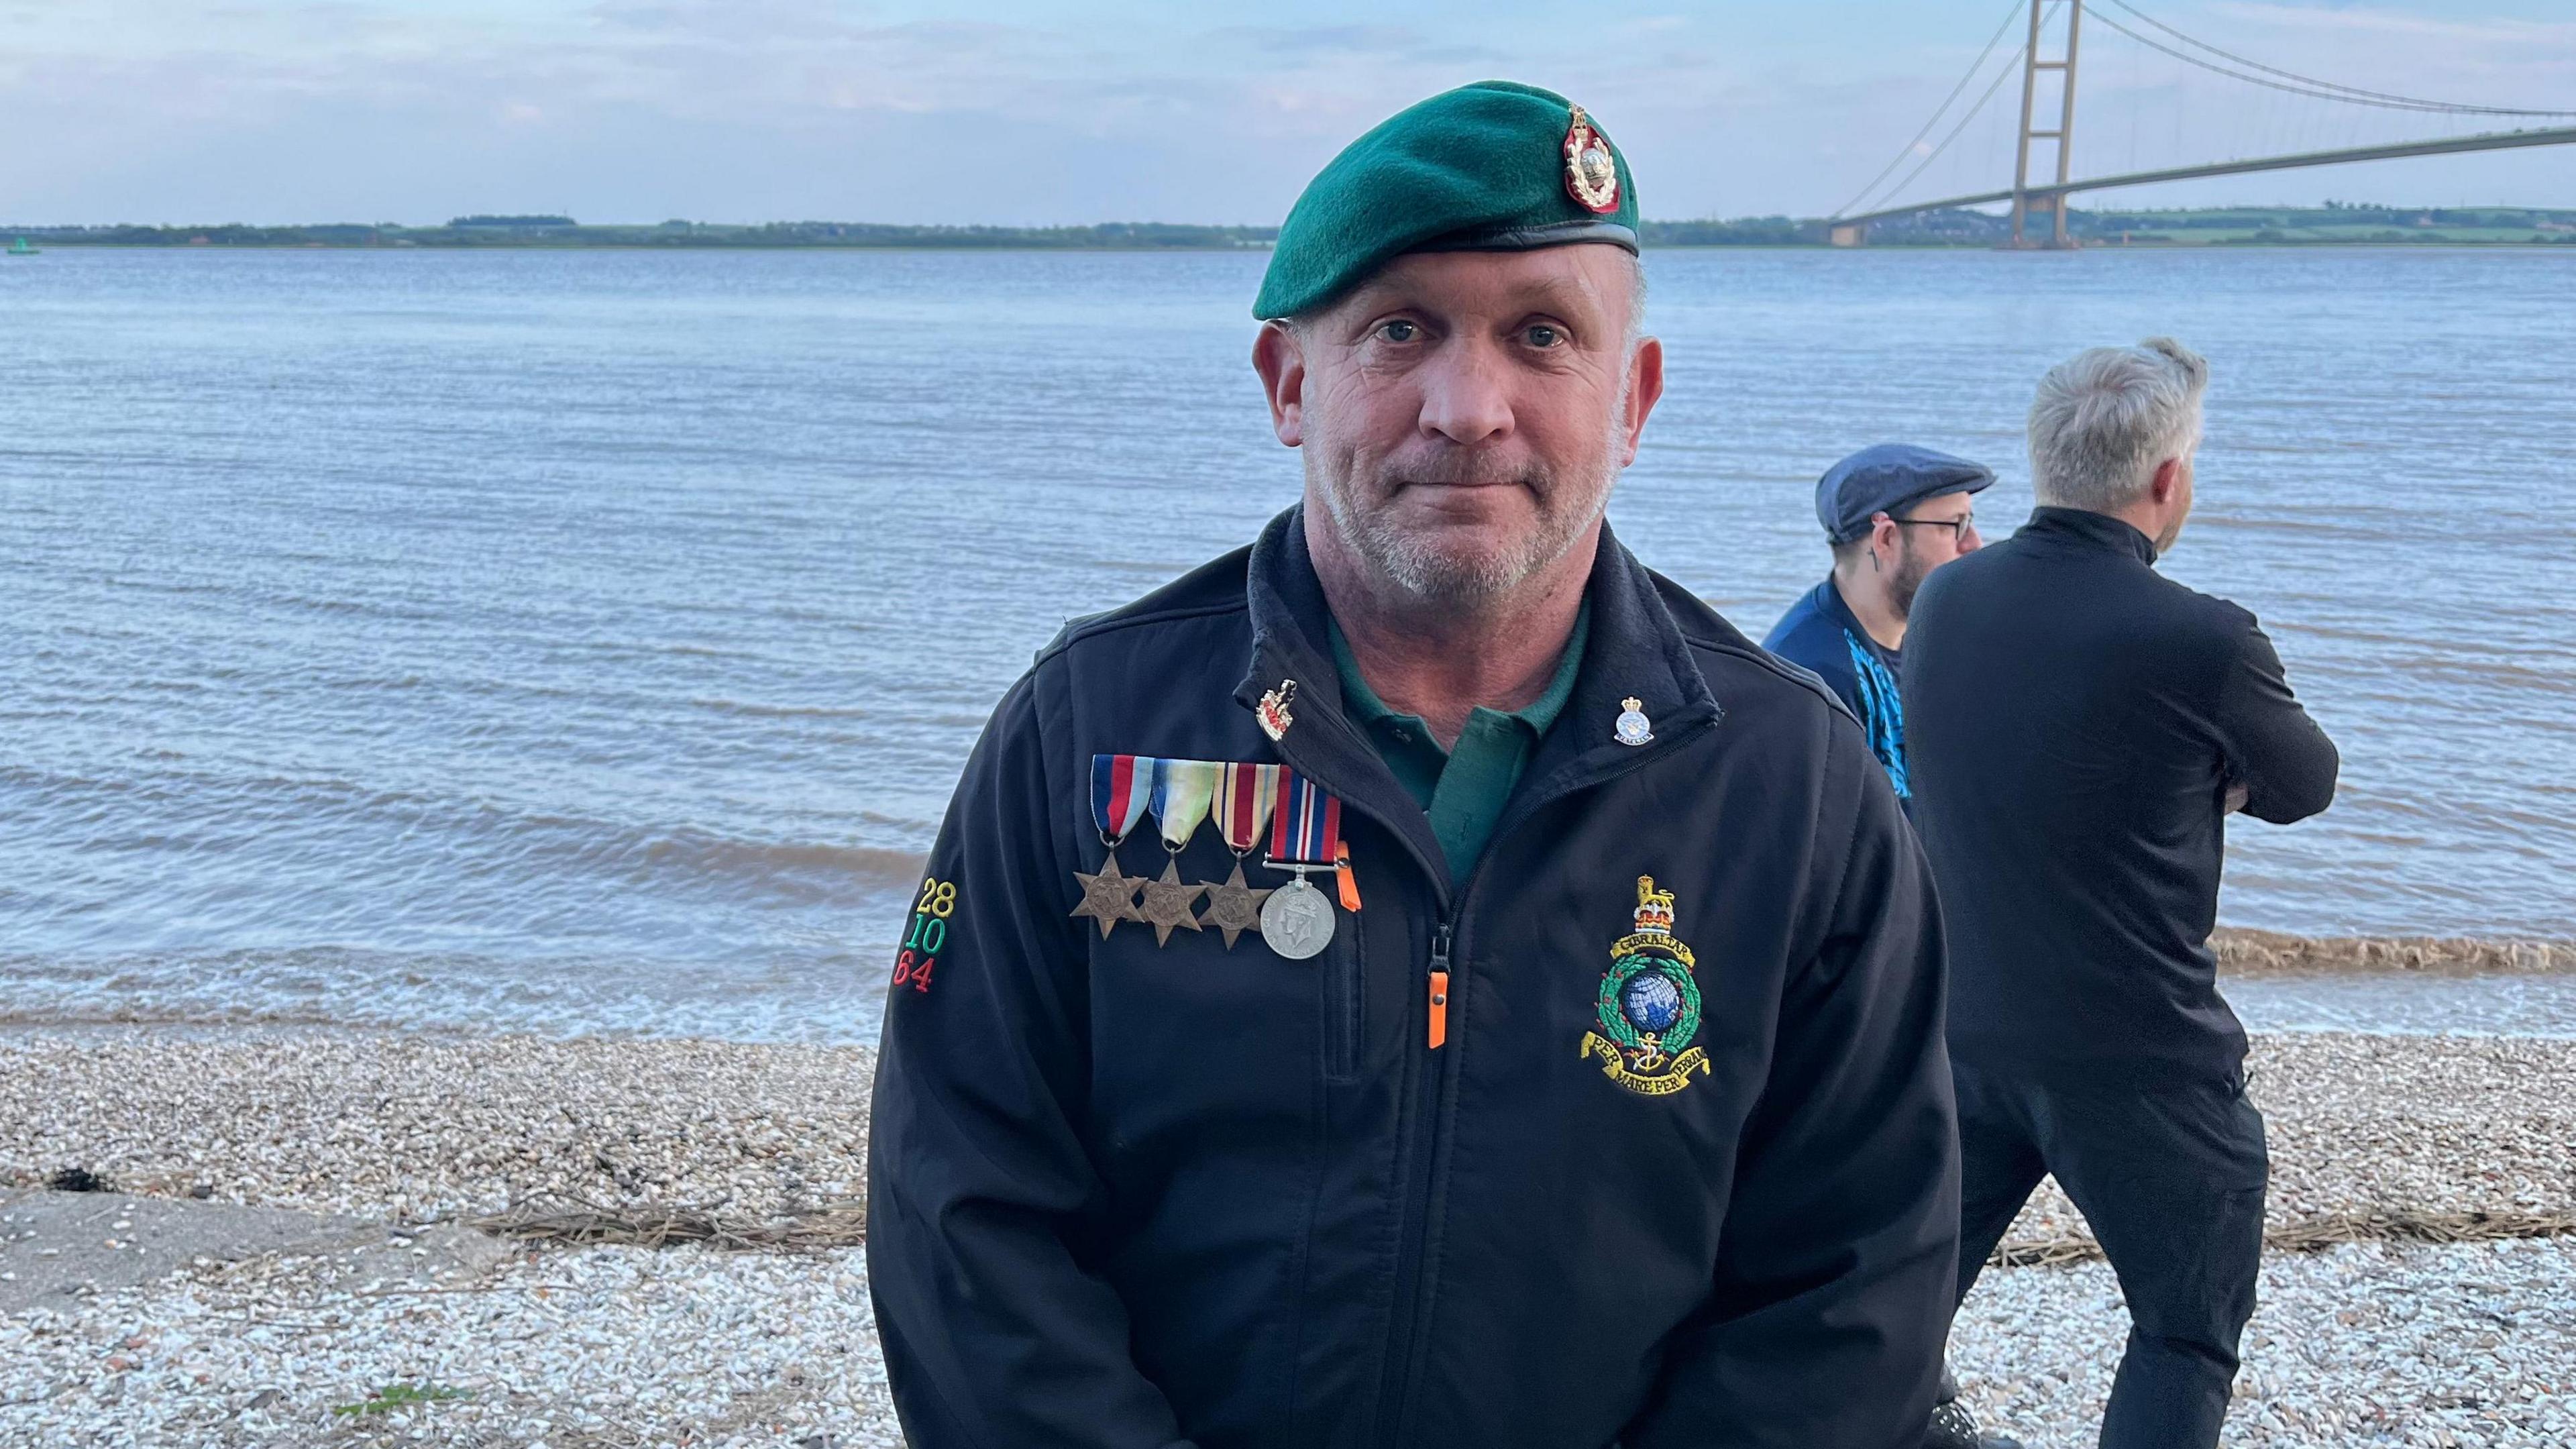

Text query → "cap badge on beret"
[1562,104,1620,215]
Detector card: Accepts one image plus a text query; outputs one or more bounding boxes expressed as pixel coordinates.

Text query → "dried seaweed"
[1994,1207,2576,1269]
[470,1192,867,1252]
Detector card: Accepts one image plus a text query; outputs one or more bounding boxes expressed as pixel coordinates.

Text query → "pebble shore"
[3,1024,2571,1446]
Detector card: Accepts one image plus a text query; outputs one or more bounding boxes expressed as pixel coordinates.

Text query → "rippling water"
[3,246,2569,1042]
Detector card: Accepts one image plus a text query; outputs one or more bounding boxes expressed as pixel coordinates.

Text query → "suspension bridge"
[1827,0,2576,247]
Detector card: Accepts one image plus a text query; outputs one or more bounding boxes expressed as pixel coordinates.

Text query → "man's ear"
[1617,336,1665,468]
[2149,455,2185,506]
[1251,321,1306,447]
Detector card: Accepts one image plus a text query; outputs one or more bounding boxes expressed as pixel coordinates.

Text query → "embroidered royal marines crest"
[1579,876,1711,1096]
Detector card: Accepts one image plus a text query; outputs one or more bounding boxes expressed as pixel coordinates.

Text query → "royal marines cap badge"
[1578,875,1711,1095]
[1562,104,1620,215]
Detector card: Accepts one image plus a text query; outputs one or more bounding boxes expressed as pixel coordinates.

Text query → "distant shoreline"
[11,204,2574,252]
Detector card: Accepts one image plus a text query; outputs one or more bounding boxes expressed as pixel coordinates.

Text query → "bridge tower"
[2009,0,2085,248]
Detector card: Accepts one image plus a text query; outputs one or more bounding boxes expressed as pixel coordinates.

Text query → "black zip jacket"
[1903,506,2341,1085]
[867,508,1959,1449]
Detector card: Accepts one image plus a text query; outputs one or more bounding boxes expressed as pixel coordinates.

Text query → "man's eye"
[1525,325,1563,348]
[1376,319,1419,343]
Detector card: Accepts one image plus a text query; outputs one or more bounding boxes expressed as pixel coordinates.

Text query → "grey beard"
[1321,476,1601,606]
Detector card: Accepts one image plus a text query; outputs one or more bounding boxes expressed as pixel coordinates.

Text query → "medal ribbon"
[1213,761,1281,856]
[1269,769,1342,867]
[1089,754,1157,844]
[1151,759,1220,853]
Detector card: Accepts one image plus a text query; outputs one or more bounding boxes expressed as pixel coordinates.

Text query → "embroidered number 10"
[902,914,948,953]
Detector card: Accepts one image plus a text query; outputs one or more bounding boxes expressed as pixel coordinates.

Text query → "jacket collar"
[1811,575,1870,645]
[1234,505,1723,900]
[2021,504,2160,566]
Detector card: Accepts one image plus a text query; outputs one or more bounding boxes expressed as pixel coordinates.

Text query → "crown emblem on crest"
[1631,876,1675,936]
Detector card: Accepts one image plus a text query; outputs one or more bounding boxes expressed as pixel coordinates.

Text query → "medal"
[1138,760,1218,946]
[1260,769,1342,959]
[1075,753,1161,938]
[1200,762,1281,949]
[1260,877,1335,960]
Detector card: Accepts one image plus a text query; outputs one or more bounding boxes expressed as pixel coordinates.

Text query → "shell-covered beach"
[5,1022,2570,1447]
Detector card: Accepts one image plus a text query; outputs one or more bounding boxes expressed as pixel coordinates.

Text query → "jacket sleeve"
[866,673,1196,1449]
[2214,609,2339,824]
[1625,722,1960,1449]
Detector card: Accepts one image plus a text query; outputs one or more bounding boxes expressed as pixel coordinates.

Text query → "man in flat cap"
[869,80,1958,1449]
[1764,444,1990,810]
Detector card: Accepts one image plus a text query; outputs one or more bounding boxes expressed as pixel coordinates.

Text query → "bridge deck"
[1832,125,2576,230]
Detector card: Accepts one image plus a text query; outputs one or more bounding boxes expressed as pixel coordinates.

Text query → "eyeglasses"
[1886,514,1976,542]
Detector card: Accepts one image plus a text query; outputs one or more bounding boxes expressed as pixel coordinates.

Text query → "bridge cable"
[2093,1,2576,118]
[1829,0,2031,221]
[2102,0,2576,116]
[1844,4,2065,221]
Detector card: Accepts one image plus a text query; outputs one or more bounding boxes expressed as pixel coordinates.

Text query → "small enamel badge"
[1614,696,1654,747]
[1562,104,1619,215]
[1256,679,1297,742]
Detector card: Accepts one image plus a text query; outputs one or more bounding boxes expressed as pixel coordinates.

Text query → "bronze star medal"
[1197,861,1273,950]
[1137,859,1208,947]
[1069,853,1147,938]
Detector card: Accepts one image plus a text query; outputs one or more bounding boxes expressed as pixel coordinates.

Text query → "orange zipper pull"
[1426,922,1452,1050]
[1335,840,1362,912]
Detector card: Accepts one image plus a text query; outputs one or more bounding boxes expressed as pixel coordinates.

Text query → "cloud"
[2,0,2569,223]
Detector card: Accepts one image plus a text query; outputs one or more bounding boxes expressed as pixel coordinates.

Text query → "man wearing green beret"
[869,80,1960,1449]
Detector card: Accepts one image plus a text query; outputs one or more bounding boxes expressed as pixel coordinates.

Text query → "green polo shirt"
[1328,603,1591,883]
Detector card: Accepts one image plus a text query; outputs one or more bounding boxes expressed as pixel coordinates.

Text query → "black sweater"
[1904,507,2339,1084]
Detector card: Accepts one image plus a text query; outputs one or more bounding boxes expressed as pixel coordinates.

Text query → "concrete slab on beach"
[0,1187,507,1315]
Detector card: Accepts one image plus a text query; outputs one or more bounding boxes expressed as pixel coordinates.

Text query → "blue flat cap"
[1816,444,1995,544]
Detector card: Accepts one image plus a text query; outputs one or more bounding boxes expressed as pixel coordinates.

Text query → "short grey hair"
[2027,337,2209,511]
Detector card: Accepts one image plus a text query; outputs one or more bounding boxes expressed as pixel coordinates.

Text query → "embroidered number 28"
[916,878,956,918]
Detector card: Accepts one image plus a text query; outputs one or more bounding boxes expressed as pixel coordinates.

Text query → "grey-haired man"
[1905,338,2339,1448]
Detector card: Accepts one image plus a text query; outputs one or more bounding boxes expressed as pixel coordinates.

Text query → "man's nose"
[1414,339,1514,447]
[1958,524,1984,553]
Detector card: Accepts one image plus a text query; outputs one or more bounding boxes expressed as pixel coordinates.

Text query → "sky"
[5,1,2573,225]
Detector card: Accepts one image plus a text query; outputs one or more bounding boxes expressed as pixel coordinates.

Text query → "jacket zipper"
[1367,710,1721,1446]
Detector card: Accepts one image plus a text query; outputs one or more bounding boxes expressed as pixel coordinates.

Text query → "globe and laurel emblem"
[1579,876,1712,1095]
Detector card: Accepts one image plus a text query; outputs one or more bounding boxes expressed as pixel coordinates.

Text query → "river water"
[3,246,2570,1042]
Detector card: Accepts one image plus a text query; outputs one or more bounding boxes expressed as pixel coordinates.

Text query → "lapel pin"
[1615,696,1654,747]
[1256,679,1297,742]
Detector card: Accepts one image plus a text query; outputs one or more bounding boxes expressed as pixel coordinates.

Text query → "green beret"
[1254,80,1640,321]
